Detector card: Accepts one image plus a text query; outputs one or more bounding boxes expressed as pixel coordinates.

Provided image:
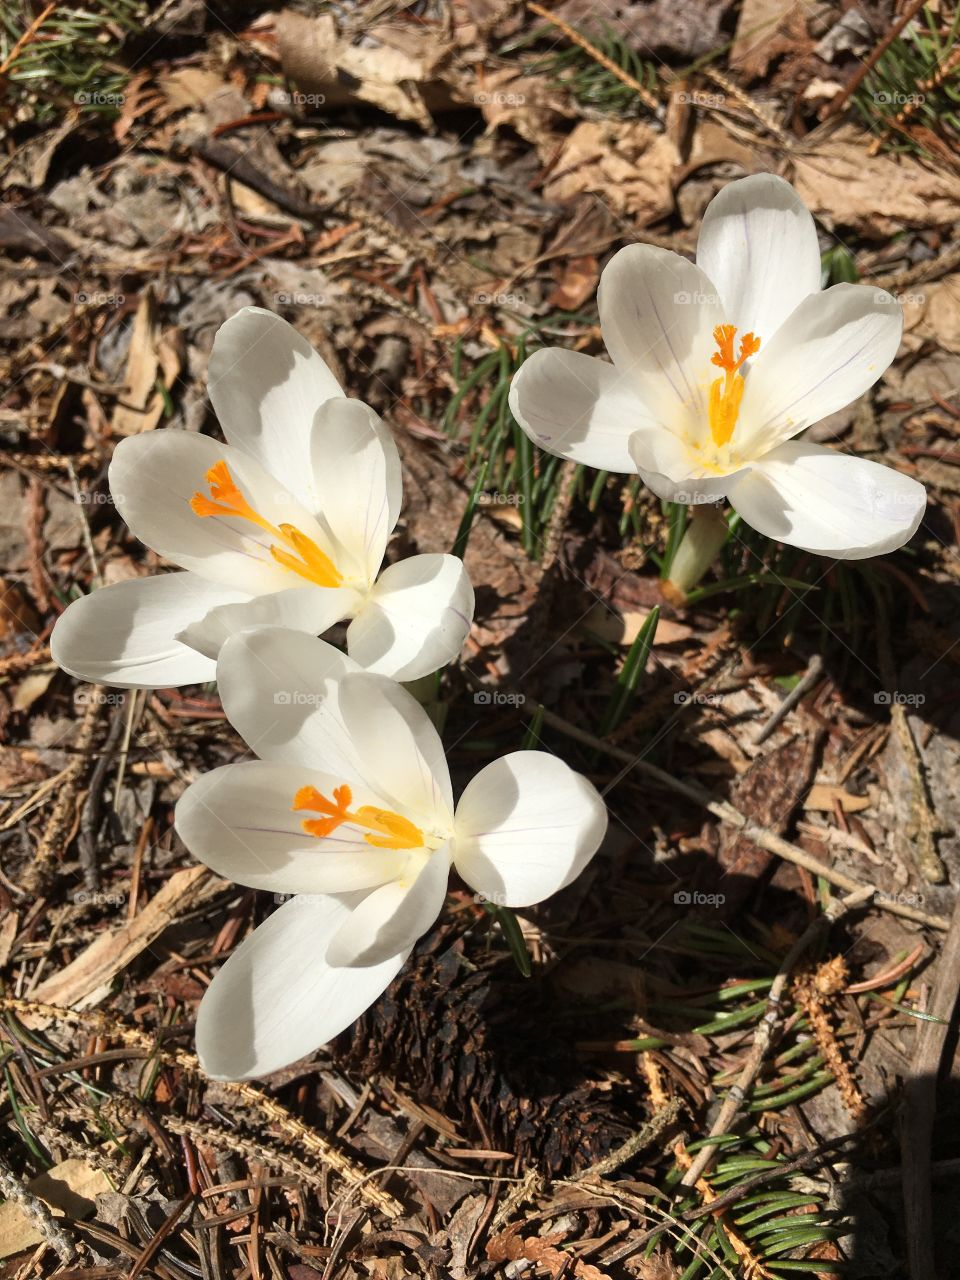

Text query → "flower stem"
[663,503,729,604]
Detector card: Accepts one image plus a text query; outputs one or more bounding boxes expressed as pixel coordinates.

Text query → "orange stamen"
[191,461,342,588]
[293,783,425,851]
[707,325,761,448]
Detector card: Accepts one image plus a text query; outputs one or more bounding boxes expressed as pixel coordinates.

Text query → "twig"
[681,1122,883,1221]
[575,1098,682,1182]
[901,893,960,1279]
[77,697,127,894]
[25,476,51,614]
[0,996,404,1219]
[609,1119,888,1254]
[0,2,57,78]
[0,641,51,680]
[185,134,451,274]
[701,66,791,145]
[794,957,867,1125]
[876,595,945,883]
[112,690,140,824]
[0,1150,79,1263]
[867,40,960,153]
[66,459,102,588]
[521,702,951,931]
[872,241,960,292]
[846,941,925,994]
[754,654,823,744]
[540,459,579,574]
[22,693,103,895]
[821,0,929,119]
[681,887,874,1187]
[185,134,318,220]
[106,1099,335,1190]
[525,1,661,113]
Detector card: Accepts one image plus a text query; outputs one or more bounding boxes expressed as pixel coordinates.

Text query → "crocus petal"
[726,440,926,559]
[216,626,362,770]
[325,845,450,967]
[208,307,344,509]
[175,762,400,895]
[196,894,407,1079]
[696,173,822,340]
[308,398,402,583]
[508,347,659,471]
[598,244,726,440]
[337,672,454,825]
[346,553,474,681]
[627,428,744,504]
[738,284,903,457]
[51,572,248,688]
[110,431,337,594]
[452,751,607,907]
[178,583,362,660]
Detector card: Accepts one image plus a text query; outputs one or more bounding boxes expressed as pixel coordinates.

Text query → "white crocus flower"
[52,308,474,687]
[174,626,607,1079]
[509,173,926,560]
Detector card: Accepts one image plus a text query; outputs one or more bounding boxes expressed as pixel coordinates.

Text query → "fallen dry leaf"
[32,865,212,1008]
[0,578,40,639]
[12,669,54,713]
[730,0,802,79]
[792,126,960,235]
[276,11,452,130]
[805,783,873,814]
[110,289,182,436]
[0,1158,111,1259]
[159,65,232,111]
[547,254,599,310]
[543,121,679,224]
[465,65,570,146]
[0,911,17,968]
[902,274,960,354]
[579,602,693,646]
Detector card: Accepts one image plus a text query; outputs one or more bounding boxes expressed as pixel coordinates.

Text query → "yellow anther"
[293,784,425,852]
[191,461,342,588]
[707,325,761,448]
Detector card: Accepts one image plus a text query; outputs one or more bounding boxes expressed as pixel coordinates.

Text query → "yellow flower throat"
[293,783,424,851]
[191,460,342,588]
[707,324,761,448]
